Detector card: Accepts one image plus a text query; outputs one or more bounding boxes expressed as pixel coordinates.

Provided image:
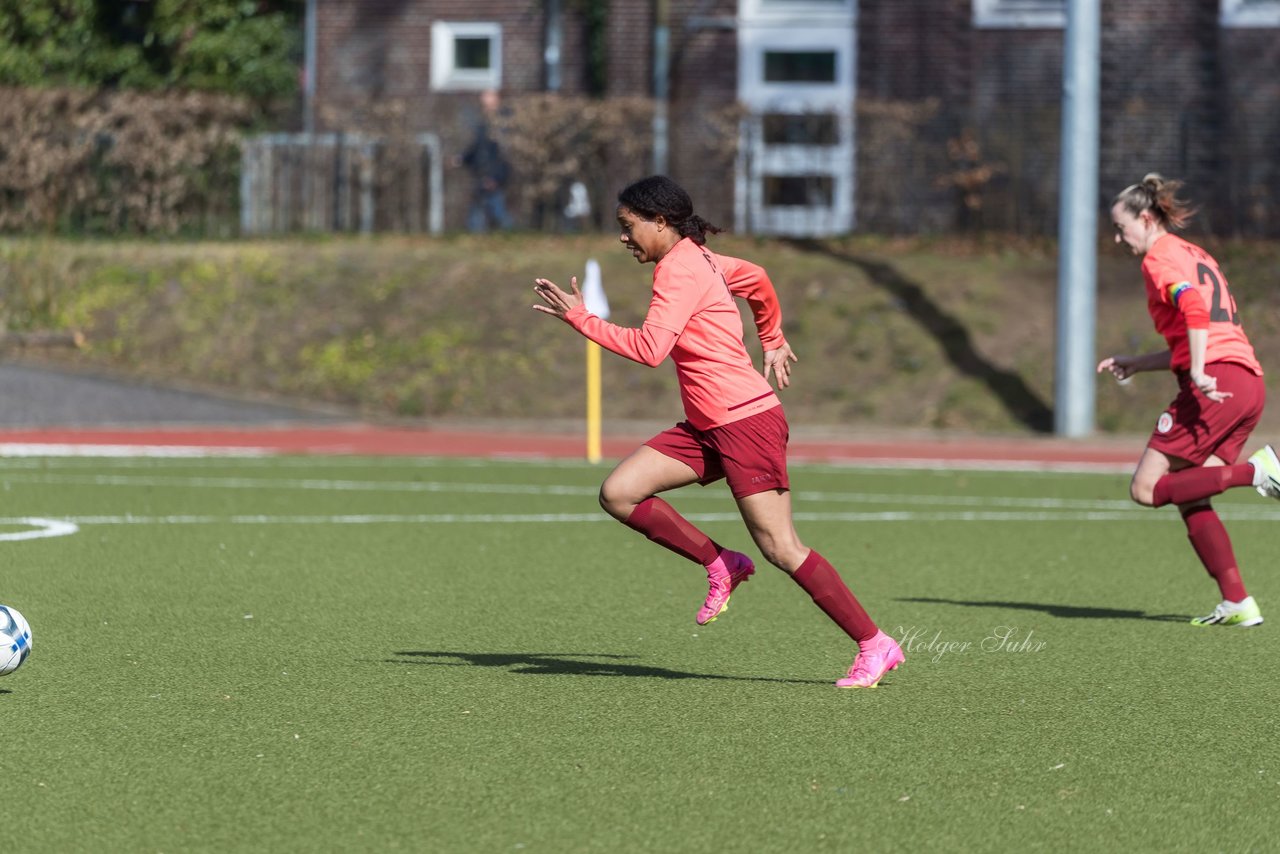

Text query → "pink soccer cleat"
[695,550,755,625]
[836,630,905,688]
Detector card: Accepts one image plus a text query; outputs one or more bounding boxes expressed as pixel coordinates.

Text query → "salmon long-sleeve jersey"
[563,238,788,430]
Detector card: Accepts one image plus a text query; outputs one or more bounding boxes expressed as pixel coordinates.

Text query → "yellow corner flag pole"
[586,339,603,463]
[581,258,609,464]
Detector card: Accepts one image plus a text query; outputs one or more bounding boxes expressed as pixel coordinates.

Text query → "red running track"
[0,424,1143,470]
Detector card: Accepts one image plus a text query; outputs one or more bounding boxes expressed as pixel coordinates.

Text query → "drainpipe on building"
[303,0,317,133]
[652,0,670,175]
[545,0,563,92]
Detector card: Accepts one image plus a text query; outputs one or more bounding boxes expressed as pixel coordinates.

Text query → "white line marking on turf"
[1,472,1134,508]
[0,445,1133,474]
[790,457,1134,475]
[0,455,595,469]
[799,489,1140,510]
[0,444,274,457]
[6,472,1279,518]
[0,513,613,526]
[0,517,80,541]
[2,510,1277,531]
[0,473,601,495]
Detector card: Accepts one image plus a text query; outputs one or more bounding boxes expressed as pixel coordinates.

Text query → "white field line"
[2,504,1276,542]
[4,471,1126,506]
[0,507,1233,527]
[0,454,1133,481]
[4,463,1278,543]
[4,471,1279,518]
[0,455,598,470]
[0,518,80,541]
[0,472,601,496]
[0,444,274,457]
[789,457,1133,475]
[0,471,1149,511]
[0,443,1134,474]
[0,471,1141,512]
[0,511,1261,529]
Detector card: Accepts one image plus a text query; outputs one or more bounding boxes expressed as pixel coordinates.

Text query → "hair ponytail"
[677,214,722,244]
[1113,173,1197,230]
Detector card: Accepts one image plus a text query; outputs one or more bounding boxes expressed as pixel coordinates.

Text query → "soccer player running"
[531,175,904,687]
[1098,173,1280,627]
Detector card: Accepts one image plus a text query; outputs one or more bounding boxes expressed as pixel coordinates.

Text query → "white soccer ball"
[0,605,32,676]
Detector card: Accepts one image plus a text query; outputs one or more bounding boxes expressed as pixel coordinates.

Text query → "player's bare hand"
[763,342,798,389]
[1191,371,1232,403]
[1097,355,1136,383]
[532,276,583,320]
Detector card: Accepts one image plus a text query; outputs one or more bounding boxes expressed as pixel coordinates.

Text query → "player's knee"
[597,481,634,521]
[755,537,807,573]
[1129,480,1155,507]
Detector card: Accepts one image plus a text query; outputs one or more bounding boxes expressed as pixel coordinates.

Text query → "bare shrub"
[855,97,950,233]
[498,94,656,230]
[936,127,1008,230]
[0,86,253,235]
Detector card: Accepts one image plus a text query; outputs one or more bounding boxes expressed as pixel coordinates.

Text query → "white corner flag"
[581,258,609,320]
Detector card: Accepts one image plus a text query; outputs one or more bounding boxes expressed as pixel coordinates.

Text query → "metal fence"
[240,133,443,236]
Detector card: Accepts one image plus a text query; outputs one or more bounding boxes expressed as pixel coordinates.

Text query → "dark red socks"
[1182,504,1248,602]
[624,496,721,566]
[791,550,878,643]
[1152,464,1254,508]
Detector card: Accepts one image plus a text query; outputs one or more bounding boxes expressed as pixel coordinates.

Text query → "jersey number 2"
[1198,263,1240,325]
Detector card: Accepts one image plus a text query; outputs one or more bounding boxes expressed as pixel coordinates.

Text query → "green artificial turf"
[3,455,1278,852]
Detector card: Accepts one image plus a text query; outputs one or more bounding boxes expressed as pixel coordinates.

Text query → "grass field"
[3,452,1279,852]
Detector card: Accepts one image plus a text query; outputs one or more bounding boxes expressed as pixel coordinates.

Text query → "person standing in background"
[457,89,513,233]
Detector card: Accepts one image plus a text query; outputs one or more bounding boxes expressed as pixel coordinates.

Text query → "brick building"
[308,0,1280,237]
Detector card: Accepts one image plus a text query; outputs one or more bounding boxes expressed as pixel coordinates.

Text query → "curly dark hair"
[617,175,722,245]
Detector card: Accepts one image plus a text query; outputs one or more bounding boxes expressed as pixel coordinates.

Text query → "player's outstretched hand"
[764,342,798,389]
[532,276,583,320]
[1097,355,1136,384]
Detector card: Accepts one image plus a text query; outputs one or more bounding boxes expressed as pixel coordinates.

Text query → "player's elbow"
[629,343,667,367]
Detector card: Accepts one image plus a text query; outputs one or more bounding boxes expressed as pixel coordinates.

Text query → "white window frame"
[741,0,855,21]
[736,23,855,237]
[973,0,1065,29]
[739,28,854,114]
[430,22,502,92]
[1221,0,1280,27]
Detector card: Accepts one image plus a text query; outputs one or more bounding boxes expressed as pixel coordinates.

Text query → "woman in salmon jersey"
[1098,173,1279,627]
[532,175,904,687]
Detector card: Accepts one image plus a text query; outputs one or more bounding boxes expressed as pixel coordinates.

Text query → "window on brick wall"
[762,113,840,146]
[763,51,838,83]
[1221,0,1280,27]
[973,0,1065,28]
[431,22,502,91]
[763,175,835,207]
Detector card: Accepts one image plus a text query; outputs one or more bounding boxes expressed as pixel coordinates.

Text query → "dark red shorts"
[1147,362,1265,465]
[644,405,790,499]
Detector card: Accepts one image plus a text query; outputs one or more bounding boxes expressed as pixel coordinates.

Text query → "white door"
[736,1,856,237]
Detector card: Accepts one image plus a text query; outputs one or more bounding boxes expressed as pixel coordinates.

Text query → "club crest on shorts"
[1157,412,1174,434]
